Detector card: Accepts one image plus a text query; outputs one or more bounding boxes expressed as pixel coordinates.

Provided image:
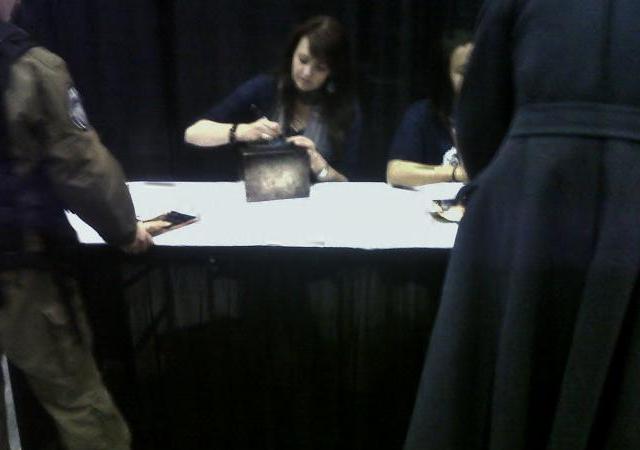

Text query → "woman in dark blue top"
[185,16,362,182]
[386,37,473,187]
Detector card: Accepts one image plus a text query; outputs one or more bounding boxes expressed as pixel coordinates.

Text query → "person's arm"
[387,100,459,188]
[456,0,516,178]
[185,117,281,147]
[184,75,281,147]
[12,48,152,251]
[291,103,362,183]
[287,135,347,182]
[386,159,468,187]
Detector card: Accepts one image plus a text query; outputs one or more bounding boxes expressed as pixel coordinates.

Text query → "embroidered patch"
[67,87,89,130]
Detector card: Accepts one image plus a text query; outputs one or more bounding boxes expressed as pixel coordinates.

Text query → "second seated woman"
[185,15,362,182]
[386,36,473,187]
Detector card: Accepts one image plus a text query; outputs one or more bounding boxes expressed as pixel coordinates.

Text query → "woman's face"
[449,42,474,95]
[291,36,331,92]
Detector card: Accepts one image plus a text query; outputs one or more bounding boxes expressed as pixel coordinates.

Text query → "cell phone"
[143,210,198,236]
[432,199,458,211]
[163,211,198,225]
[431,199,465,222]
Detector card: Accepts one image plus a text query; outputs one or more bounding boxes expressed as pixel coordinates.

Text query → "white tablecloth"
[66,181,461,249]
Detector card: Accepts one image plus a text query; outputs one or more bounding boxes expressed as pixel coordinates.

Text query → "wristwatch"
[317,166,329,180]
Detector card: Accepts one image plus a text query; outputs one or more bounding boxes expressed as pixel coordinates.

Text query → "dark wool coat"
[405,0,640,449]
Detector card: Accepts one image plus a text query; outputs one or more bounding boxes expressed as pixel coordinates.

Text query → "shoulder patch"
[67,87,90,130]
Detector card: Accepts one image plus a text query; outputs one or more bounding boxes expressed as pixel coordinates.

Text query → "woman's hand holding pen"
[237,118,281,142]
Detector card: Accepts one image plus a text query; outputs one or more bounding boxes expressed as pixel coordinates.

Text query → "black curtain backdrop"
[15,0,481,181]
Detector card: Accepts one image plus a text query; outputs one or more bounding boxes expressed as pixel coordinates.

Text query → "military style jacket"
[1,22,137,256]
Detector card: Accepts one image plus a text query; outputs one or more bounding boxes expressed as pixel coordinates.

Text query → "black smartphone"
[163,211,197,225]
[431,199,465,223]
[432,199,459,210]
[143,211,198,236]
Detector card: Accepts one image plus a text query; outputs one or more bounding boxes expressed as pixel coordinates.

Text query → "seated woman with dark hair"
[185,15,362,182]
[386,37,473,187]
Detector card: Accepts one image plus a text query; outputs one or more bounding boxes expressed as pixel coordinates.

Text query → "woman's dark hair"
[430,30,473,132]
[277,15,356,159]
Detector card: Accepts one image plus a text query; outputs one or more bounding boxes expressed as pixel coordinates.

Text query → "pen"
[250,104,267,120]
[251,104,282,139]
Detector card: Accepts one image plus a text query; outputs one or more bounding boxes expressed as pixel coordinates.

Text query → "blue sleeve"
[201,74,277,124]
[387,100,451,165]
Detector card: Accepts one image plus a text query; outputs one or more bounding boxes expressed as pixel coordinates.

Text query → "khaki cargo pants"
[0,268,131,450]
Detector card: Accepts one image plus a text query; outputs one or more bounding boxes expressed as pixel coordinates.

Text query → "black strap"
[0,23,36,256]
[0,22,34,86]
[0,21,35,156]
[510,102,640,143]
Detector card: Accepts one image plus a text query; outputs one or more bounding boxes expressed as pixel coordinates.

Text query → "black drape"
[15,0,481,181]
[15,0,174,179]
[89,248,450,450]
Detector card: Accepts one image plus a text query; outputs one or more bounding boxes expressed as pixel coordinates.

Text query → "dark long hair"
[430,30,473,133]
[277,16,356,159]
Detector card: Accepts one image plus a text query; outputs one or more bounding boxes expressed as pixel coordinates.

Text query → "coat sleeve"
[456,0,517,179]
[15,48,137,246]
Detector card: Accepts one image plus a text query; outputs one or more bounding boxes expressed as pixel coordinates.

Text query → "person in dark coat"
[405,0,640,449]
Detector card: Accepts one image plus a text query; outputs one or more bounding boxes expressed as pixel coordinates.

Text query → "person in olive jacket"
[0,1,154,449]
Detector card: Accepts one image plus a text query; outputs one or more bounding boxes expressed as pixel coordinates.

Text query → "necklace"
[290,115,306,132]
[291,102,311,132]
